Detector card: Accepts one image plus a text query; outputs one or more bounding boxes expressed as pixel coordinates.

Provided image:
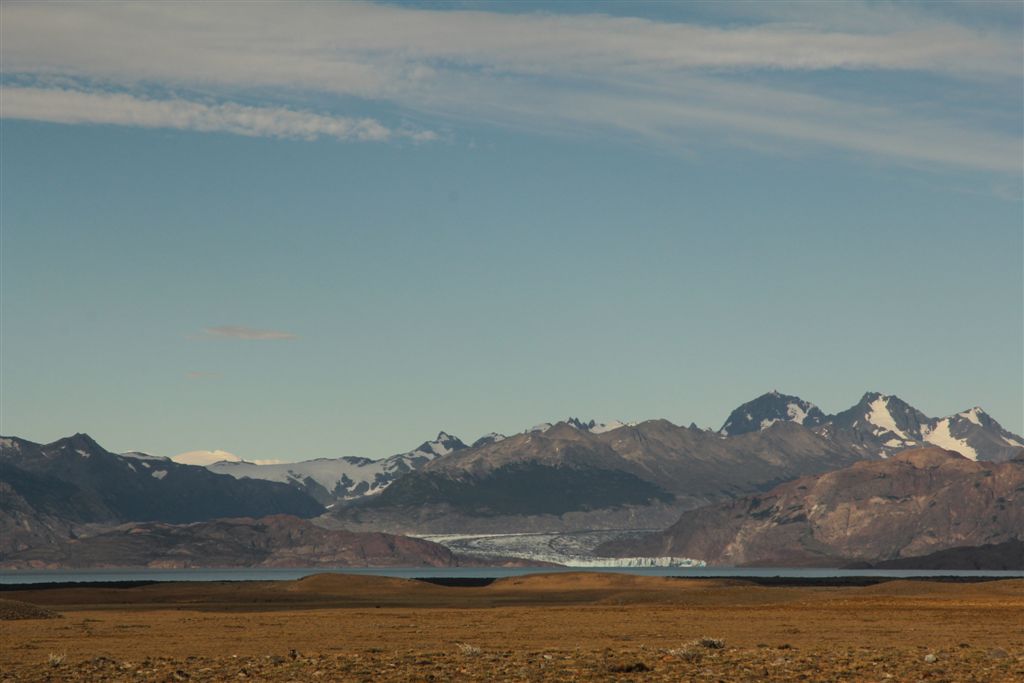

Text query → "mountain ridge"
[597,446,1024,566]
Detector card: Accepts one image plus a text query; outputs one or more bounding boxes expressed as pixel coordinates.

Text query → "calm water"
[2,566,1022,585]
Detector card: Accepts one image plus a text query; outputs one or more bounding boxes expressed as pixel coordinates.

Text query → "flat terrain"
[2,573,1023,681]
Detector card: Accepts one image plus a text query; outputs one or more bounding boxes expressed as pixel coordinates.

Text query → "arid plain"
[2,573,1023,682]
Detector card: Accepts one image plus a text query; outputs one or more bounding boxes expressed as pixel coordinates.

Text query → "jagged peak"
[719,391,824,436]
[48,432,104,452]
[408,432,466,458]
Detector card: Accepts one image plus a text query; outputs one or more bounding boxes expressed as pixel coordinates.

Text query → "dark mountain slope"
[331,419,864,533]
[0,434,323,557]
[599,447,1024,566]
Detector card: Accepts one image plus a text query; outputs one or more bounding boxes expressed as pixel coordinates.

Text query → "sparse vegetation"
[47,652,66,668]
[455,642,482,656]
[663,637,726,661]
[696,637,726,649]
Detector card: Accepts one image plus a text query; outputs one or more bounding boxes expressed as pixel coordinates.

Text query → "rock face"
[598,447,1024,566]
[0,434,323,558]
[330,420,865,534]
[0,515,461,569]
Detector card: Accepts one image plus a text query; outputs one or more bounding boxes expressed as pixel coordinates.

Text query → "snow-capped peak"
[958,407,986,426]
[718,391,825,436]
[412,432,466,458]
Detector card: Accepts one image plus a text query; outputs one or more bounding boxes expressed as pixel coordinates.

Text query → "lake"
[2,566,1022,585]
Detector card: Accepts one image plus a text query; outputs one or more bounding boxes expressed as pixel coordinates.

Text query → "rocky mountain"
[719,391,827,436]
[0,514,463,569]
[720,391,1022,461]
[206,432,467,505]
[329,419,866,534]
[598,447,1024,566]
[5,391,1019,554]
[0,434,323,558]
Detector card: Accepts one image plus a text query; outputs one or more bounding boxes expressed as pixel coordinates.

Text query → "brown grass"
[1,574,1022,681]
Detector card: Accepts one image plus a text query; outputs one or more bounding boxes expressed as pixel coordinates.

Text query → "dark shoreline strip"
[0,575,1018,591]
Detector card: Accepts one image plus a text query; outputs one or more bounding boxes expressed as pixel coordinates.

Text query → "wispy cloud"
[1,1,1019,172]
[0,87,434,142]
[185,371,222,380]
[200,326,298,341]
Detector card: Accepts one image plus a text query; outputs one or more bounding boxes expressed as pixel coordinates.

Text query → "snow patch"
[478,432,506,444]
[121,451,170,462]
[1003,435,1024,448]
[589,420,626,434]
[786,402,808,424]
[75,449,91,458]
[959,407,984,426]
[865,396,908,439]
[760,418,779,430]
[150,470,167,480]
[884,438,905,448]
[172,450,244,466]
[921,419,979,461]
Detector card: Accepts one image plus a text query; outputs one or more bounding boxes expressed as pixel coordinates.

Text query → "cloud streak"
[3,1,1018,83]
[201,326,298,341]
[1,1,1019,173]
[0,87,434,142]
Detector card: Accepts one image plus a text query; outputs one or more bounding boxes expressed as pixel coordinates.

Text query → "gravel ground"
[6,645,1023,682]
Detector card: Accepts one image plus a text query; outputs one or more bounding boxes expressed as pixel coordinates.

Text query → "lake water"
[2,566,1022,585]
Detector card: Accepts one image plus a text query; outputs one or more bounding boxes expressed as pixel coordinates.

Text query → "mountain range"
[205,432,467,505]
[2,390,1021,567]
[331,419,865,533]
[178,392,1023,522]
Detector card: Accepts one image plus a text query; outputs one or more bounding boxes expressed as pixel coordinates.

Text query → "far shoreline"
[2,570,1023,592]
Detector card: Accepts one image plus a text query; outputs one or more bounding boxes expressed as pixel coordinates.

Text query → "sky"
[1,0,1022,461]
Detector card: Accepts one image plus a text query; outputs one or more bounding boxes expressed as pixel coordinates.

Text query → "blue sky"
[2,1,1021,460]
